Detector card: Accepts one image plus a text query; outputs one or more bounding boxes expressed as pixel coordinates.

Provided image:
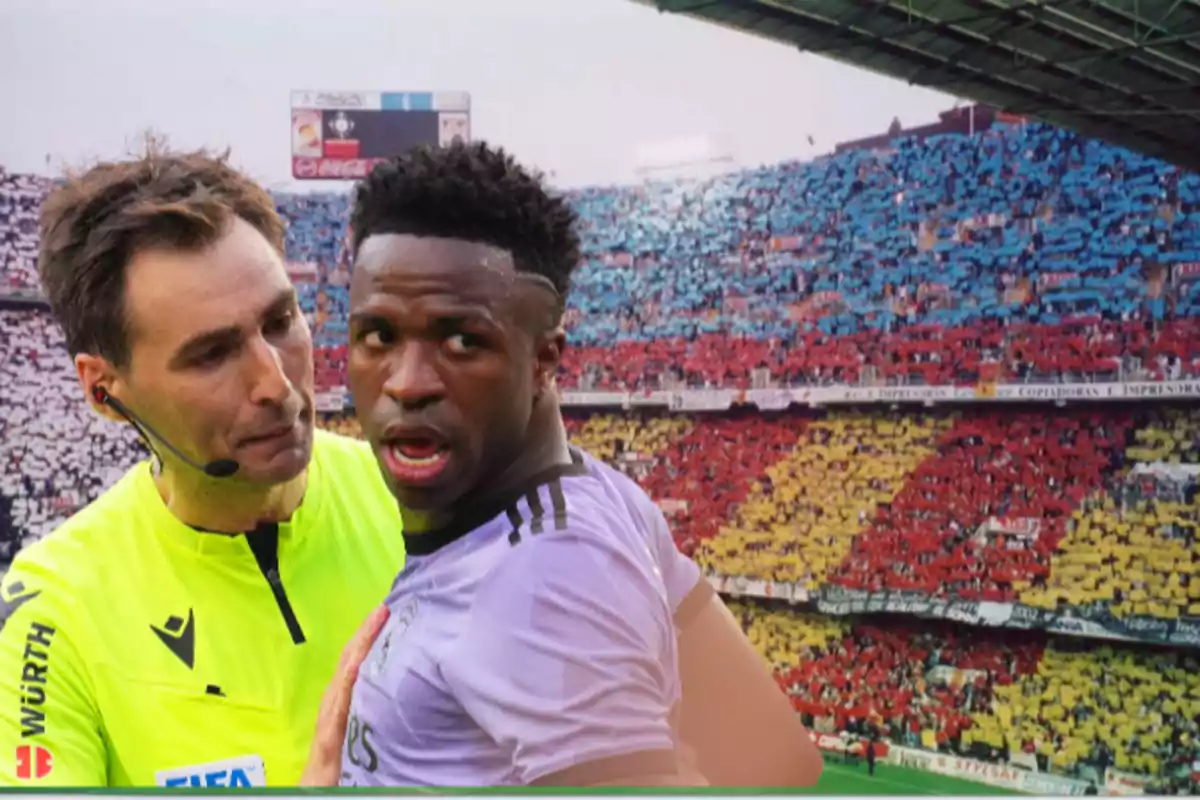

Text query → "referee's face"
[111,218,316,485]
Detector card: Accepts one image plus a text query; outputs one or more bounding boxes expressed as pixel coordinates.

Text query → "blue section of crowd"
[267,124,1200,357]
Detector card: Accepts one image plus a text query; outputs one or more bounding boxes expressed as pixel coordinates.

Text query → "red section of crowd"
[556,317,1200,392]
[638,415,803,556]
[831,411,1135,601]
[778,622,1042,747]
[314,346,347,393]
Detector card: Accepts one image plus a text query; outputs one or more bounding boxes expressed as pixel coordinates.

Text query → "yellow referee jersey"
[0,430,405,787]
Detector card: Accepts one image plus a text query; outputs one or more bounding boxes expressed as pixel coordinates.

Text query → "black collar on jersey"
[185,520,282,537]
[402,447,589,557]
[182,521,307,645]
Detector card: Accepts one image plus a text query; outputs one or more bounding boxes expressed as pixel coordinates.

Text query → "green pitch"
[798,761,1022,795]
[0,762,1019,796]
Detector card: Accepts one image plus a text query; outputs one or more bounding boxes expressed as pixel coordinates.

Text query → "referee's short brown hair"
[38,139,284,366]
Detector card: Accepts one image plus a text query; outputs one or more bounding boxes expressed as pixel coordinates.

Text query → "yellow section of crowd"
[1019,409,1200,618]
[568,414,693,462]
[693,412,952,586]
[1126,409,1200,464]
[728,601,846,671]
[977,644,1200,776]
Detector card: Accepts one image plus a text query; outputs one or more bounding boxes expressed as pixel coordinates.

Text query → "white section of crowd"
[0,310,144,560]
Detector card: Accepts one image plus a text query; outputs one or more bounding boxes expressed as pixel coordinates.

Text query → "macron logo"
[0,582,40,636]
[151,609,195,670]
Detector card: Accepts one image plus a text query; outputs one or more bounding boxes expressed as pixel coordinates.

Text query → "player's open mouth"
[381,434,452,485]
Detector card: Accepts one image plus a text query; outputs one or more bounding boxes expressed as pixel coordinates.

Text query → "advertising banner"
[809,586,1200,648]
[548,380,1200,413]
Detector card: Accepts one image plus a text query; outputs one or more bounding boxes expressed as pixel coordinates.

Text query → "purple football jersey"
[340,449,703,787]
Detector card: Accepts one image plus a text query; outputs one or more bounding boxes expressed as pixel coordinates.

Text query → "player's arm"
[441,532,701,787]
[651,515,822,788]
[674,583,822,787]
[0,564,107,786]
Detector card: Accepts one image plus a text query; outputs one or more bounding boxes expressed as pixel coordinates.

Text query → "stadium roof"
[634,0,1200,172]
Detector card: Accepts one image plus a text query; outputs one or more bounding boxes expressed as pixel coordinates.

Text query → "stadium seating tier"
[4,118,1200,792]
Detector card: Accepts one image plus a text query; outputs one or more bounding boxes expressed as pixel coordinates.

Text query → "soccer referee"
[0,146,405,786]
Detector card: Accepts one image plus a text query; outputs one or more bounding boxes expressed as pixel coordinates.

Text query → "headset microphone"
[92,387,240,478]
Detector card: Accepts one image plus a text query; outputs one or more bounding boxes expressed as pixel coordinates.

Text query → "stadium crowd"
[3,113,1200,792]
[279,120,1200,391]
[7,121,1200,392]
[0,168,51,294]
[0,309,143,560]
[578,406,1199,622]
[743,604,1200,794]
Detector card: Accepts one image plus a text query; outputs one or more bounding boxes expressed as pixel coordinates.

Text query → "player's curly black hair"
[349,140,581,303]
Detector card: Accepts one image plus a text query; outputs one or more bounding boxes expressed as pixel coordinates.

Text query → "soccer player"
[0,146,405,786]
[336,141,822,787]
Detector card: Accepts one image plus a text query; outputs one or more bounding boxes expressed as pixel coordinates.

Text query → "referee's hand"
[299,605,390,787]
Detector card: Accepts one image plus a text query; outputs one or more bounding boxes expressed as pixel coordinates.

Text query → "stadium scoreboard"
[290,90,471,180]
